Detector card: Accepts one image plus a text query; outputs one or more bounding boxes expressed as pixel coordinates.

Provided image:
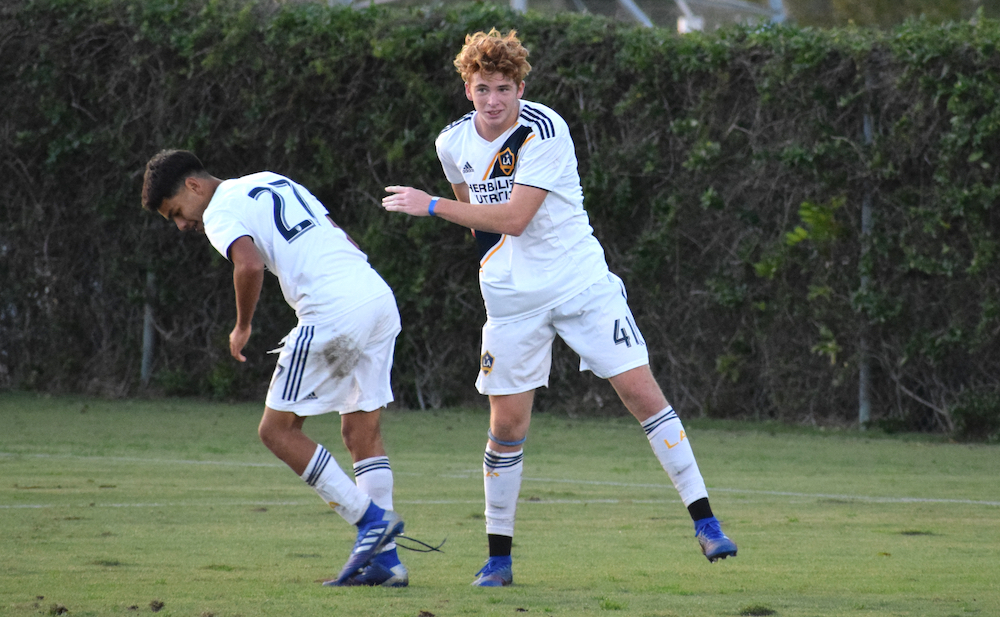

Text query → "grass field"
[1,392,998,617]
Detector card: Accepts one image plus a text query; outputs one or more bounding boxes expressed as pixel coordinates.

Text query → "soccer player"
[382,29,737,587]
[142,150,407,587]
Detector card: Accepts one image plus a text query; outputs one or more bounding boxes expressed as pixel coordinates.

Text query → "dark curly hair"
[141,149,207,212]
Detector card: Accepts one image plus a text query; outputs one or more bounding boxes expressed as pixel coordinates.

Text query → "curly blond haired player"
[383,29,737,586]
[143,150,408,587]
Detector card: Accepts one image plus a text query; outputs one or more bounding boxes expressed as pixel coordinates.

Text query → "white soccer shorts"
[265,293,400,416]
[475,273,650,395]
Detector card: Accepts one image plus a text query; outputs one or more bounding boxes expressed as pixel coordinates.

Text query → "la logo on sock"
[664,430,686,449]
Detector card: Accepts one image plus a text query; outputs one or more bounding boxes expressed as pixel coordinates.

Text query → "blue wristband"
[428,197,440,217]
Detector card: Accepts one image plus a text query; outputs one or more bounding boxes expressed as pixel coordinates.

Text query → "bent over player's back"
[203,172,391,324]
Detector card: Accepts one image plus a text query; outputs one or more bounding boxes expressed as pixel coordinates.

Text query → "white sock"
[642,407,709,506]
[353,456,394,510]
[483,448,523,537]
[354,455,396,552]
[301,445,370,524]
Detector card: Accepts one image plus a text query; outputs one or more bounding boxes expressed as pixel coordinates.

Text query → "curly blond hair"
[453,28,532,85]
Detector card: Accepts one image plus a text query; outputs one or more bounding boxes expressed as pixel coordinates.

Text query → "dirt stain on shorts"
[323,335,362,379]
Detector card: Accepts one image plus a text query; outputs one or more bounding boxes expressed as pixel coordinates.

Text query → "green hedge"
[1,0,998,439]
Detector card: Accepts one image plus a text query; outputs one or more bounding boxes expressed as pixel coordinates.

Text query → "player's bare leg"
[473,390,533,586]
[341,408,387,461]
[258,407,403,584]
[488,391,534,453]
[258,406,374,524]
[258,406,317,475]
[608,366,737,562]
[607,364,668,422]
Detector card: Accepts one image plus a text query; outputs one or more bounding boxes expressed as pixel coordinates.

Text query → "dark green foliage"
[950,389,1000,443]
[1,0,998,439]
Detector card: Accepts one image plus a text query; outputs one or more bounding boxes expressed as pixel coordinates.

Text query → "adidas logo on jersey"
[462,161,475,174]
[304,391,318,400]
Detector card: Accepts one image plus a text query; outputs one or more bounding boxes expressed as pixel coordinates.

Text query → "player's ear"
[517,80,525,98]
[464,81,474,101]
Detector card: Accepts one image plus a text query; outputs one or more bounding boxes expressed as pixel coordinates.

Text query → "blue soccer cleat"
[327,509,404,586]
[694,516,738,562]
[335,561,409,587]
[471,556,513,587]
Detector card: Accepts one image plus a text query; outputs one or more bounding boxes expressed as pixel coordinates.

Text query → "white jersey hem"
[482,268,609,325]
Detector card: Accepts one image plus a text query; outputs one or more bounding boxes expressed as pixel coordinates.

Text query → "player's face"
[466,71,525,141]
[157,178,208,234]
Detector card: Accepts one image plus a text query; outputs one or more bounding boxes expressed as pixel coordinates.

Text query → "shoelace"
[395,534,446,553]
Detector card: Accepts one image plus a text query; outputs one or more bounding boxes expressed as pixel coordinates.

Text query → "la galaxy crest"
[481,351,495,375]
[496,147,516,176]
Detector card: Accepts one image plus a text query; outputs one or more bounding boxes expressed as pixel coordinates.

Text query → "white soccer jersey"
[203,172,391,324]
[436,100,609,322]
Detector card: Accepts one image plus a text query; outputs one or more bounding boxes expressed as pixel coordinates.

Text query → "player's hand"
[229,324,252,362]
[383,186,433,217]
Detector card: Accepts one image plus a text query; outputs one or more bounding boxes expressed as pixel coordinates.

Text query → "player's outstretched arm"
[382,184,546,237]
[227,235,264,362]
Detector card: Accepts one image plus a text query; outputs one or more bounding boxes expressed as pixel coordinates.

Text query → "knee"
[341,417,382,456]
[258,416,284,453]
[487,392,534,445]
[491,415,529,441]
